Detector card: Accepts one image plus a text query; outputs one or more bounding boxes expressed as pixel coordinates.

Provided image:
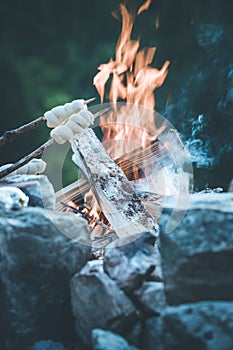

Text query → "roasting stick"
[0,107,109,180]
[0,97,96,146]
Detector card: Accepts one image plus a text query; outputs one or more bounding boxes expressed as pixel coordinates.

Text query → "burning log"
[71,128,158,240]
[55,131,173,222]
[115,137,172,181]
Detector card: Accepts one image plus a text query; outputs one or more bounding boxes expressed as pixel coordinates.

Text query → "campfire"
[56,1,184,247]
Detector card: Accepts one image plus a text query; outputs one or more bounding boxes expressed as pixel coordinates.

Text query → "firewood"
[60,201,112,231]
[115,138,172,180]
[71,128,159,239]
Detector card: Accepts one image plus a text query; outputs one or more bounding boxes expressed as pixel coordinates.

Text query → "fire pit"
[54,3,192,247]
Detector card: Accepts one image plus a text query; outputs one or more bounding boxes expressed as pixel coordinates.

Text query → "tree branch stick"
[0,107,108,180]
[0,139,55,179]
[0,97,96,146]
[0,116,46,146]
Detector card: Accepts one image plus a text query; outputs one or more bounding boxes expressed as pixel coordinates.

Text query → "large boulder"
[228,179,233,192]
[70,260,138,347]
[30,340,65,350]
[159,193,233,304]
[2,174,55,210]
[133,281,166,315]
[0,206,91,350]
[91,329,139,350]
[103,232,163,294]
[142,301,233,350]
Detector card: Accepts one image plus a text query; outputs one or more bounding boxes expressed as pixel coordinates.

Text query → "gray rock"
[159,193,233,304]
[228,179,233,192]
[0,206,91,350]
[30,340,65,350]
[134,281,166,315]
[91,329,139,350]
[141,316,163,350]
[0,186,29,210]
[126,321,142,348]
[142,302,233,350]
[104,232,162,293]
[2,174,55,210]
[70,260,138,346]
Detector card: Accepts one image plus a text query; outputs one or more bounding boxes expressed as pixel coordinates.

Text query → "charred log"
[71,128,158,239]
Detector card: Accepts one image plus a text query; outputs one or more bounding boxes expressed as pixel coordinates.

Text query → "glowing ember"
[63,199,111,234]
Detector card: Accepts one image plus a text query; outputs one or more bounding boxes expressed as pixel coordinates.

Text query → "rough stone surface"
[2,174,55,210]
[142,302,233,350]
[134,281,166,315]
[70,260,138,346]
[30,340,65,350]
[91,329,139,350]
[228,179,233,192]
[0,206,91,350]
[103,232,162,293]
[141,316,163,350]
[159,193,233,304]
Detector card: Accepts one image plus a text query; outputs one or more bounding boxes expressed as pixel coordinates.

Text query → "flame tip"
[93,0,169,157]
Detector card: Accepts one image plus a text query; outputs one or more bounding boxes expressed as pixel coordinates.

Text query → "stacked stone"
[1,174,233,350]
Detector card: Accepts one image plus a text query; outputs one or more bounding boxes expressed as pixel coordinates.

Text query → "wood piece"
[115,138,172,180]
[139,192,164,221]
[55,178,89,211]
[55,138,170,198]
[0,116,45,146]
[60,201,112,231]
[71,128,158,239]
[55,138,169,218]
[92,231,119,249]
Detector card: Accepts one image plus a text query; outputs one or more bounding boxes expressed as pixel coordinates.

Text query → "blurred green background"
[0,0,232,190]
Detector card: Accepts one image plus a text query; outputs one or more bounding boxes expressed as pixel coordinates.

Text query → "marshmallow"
[44,99,87,128]
[50,110,94,144]
[0,159,47,179]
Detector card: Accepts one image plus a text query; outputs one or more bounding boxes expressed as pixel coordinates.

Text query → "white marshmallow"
[50,125,73,144]
[0,159,47,178]
[44,99,87,128]
[51,105,67,119]
[50,110,94,144]
[44,111,60,128]
[66,120,83,134]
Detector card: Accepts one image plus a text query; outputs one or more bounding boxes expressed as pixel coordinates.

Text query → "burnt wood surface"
[71,128,158,239]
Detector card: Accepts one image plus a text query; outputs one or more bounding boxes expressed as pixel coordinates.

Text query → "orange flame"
[137,0,152,15]
[94,2,169,107]
[93,1,169,177]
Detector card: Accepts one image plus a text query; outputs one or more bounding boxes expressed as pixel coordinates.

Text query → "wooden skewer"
[0,97,97,146]
[0,139,55,179]
[84,97,97,105]
[0,107,109,180]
